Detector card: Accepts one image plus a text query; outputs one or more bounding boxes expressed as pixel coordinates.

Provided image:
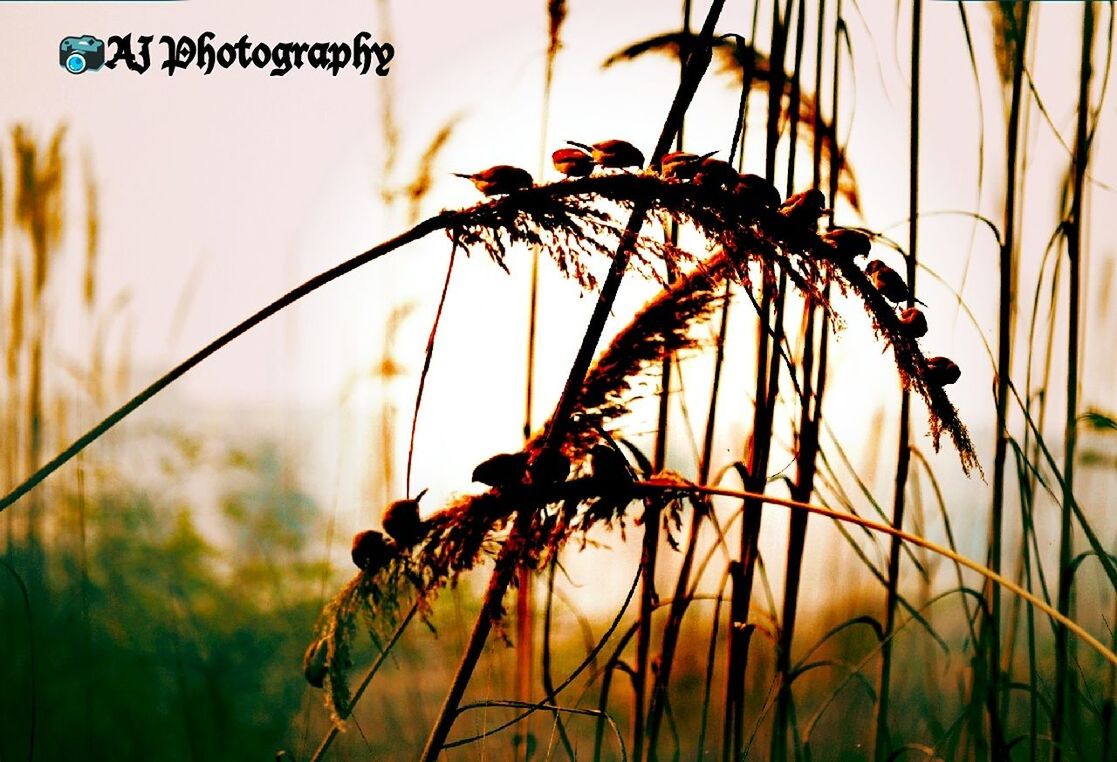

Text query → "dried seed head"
[350,529,393,573]
[552,147,595,177]
[472,451,530,489]
[924,356,961,386]
[529,448,571,486]
[898,307,929,339]
[382,489,428,546]
[820,228,872,259]
[734,173,781,209]
[302,638,329,689]
[452,165,534,195]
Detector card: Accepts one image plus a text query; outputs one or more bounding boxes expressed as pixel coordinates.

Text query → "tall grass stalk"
[875,1,920,757]
[647,8,773,754]
[1019,189,1066,760]
[1053,3,1094,758]
[724,285,772,762]
[769,2,814,758]
[771,296,823,761]
[633,486,661,762]
[418,5,726,756]
[725,2,794,757]
[636,5,694,758]
[981,3,1030,757]
[515,2,568,746]
[10,127,65,561]
[713,25,761,754]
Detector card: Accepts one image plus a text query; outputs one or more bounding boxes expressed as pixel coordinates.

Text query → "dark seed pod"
[529,448,571,486]
[452,165,534,195]
[924,356,961,386]
[472,451,530,489]
[302,638,329,689]
[735,174,781,209]
[351,529,393,573]
[820,228,872,260]
[779,189,826,227]
[552,147,594,177]
[382,489,427,547]
[898,307,929,339]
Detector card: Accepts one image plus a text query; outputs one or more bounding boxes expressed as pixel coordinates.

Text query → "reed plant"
[1,1,1115,760]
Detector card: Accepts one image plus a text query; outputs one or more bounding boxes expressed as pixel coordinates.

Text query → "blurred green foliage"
[0,443,329,761]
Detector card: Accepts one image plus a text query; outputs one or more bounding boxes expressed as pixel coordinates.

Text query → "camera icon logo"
[59,35,105,75]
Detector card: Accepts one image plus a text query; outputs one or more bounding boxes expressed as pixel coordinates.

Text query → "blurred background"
[0,0,1114,759]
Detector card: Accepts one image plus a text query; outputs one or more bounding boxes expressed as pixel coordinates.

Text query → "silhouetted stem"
[875,1,919,757]
[0,172,720,517]
[631,480,1117,669]
[418,4,726,757]
[979,5,1031,758]
[1054,4,1093,759]
[725,1,793,755]
[308,601,419,762]
[771,3,810,758]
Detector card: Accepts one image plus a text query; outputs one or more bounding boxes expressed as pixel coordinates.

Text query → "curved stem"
[308,601,419,762]
[633,480,1117,670]
[406,242,458,497]
[0,172,707,516]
